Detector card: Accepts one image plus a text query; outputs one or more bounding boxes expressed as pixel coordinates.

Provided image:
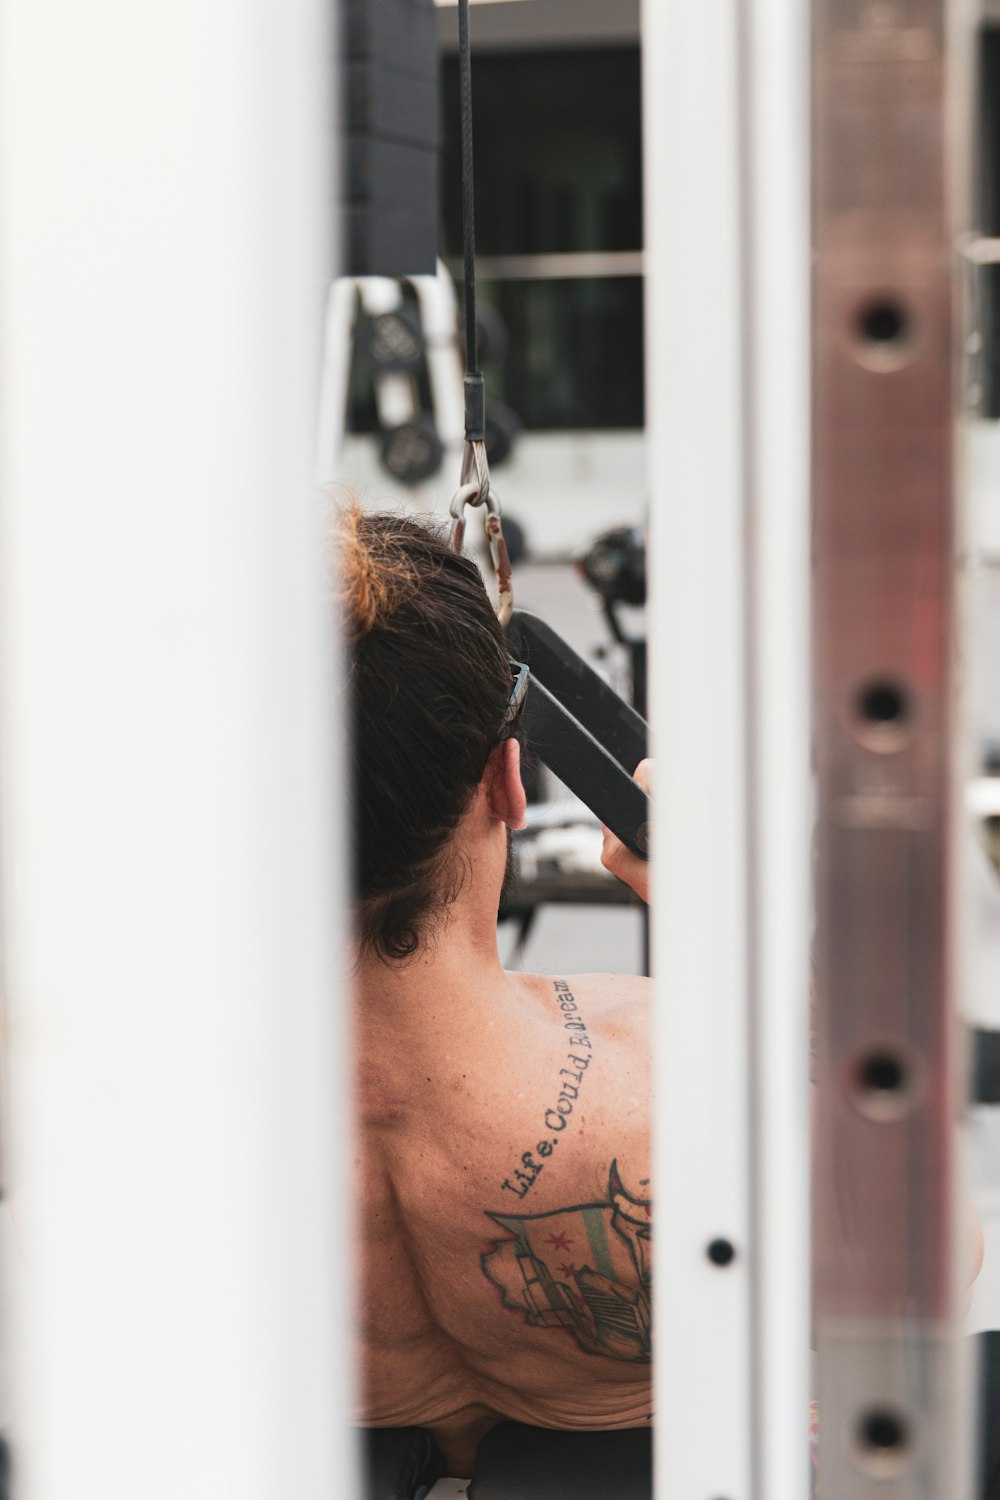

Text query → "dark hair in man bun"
[337,504,511,962]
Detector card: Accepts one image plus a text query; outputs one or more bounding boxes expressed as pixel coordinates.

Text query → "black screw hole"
[859,1409,908,1453]
[860,1050,906,1094]
[858,679,909,727]
[707,1238,736,1267]
[858,299,910,347]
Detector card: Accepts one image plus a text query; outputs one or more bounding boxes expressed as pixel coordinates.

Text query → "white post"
[643,3,753,1497]
[644,0,811,1495]
[743,1,812,1495]
[0,3,353,1498]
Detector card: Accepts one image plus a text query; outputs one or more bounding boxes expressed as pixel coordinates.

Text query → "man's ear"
[487,737,528,830]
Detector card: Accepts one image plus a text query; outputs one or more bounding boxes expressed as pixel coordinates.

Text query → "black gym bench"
[361,1422,652,1500]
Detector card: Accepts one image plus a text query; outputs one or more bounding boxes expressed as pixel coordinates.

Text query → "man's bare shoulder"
[557,970,651,1011]
[511,969,650,1010]
[512,970,651,1038]
[485,970,650,1193]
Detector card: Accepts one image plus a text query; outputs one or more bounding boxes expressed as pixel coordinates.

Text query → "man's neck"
[356,908,506,1008]
[354,818,516,1027]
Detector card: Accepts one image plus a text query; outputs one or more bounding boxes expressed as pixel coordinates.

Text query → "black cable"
[457,0,477,372]
[457,0,485,442]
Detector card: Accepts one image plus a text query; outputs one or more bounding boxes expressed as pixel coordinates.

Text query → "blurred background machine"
[335,0,645,561]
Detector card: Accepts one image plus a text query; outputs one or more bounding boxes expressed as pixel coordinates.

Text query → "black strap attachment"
[457,0,484,432]
[464,371,486,444]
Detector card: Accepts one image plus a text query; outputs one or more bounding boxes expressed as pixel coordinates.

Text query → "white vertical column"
[645,0,811,1494]
[743,0,811,1496]
[0,3,352,1499]
[643,3,753,1497]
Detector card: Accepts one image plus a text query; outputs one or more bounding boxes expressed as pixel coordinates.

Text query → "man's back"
[339,505,653,1472]
[356,966,652,1473]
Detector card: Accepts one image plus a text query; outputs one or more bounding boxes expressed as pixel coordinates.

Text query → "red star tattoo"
[545,1231,573,1252]
[558,1262,578,1279]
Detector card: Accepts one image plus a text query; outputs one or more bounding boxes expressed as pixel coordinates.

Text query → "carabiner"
[449,478,514,627]
[449,479,482,556]
[484,493,513,627]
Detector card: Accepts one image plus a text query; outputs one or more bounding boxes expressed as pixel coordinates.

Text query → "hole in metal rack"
[852,677,912,750]
[861,1050,904,1091]
[859,300,909,345]
[854,1407,912,1476]
[851,295,916,370]
[706,1238,736,1267]
[859,680,907,724]
[863,1411,906,1448]
[851,1046,917,1122]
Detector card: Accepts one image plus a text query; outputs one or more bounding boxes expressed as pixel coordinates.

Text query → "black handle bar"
[505,609,650,862]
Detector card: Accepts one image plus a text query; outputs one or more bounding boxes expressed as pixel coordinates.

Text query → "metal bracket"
[505,609,650,862]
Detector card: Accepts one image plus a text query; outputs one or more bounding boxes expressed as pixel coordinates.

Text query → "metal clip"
[449,441,514,626]
[449,478,481,555]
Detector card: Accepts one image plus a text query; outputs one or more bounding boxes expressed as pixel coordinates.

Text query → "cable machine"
[0,0,991,1498]
[646,0,983,1495]
[348,0,978,1493]
[644,0,811,1493]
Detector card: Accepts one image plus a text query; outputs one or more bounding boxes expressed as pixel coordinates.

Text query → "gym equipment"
[316,261,520,492]
[358,1424,651,1500]
[576,527,645,610]
[465,1424,651,1500]
[446,0,516,624]
[973,1029,1000,1106]
[505,610,649,863]
[317,265,460,487]
[979,1332,1000,1500]
[361,1427,445,1500]
[646,0,811,1496]
[340,0,438,277]
[363,307,426,372]
[0,5,351,1498]
[495,511,526,567]
[812,1,970,1494]
[575,527,647,720]
[380,415,443,484]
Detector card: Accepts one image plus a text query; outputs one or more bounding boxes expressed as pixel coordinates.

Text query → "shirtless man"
[342,504,652,1474]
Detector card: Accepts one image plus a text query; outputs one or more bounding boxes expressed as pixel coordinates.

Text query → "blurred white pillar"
[643,3,753,1495]
[742,1,811,1495]
[0,2,352,1498]
[644,0,810,1495]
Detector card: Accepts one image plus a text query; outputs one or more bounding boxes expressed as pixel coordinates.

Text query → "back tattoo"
[480,978,651,1362]
[481,1161,652,1362]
